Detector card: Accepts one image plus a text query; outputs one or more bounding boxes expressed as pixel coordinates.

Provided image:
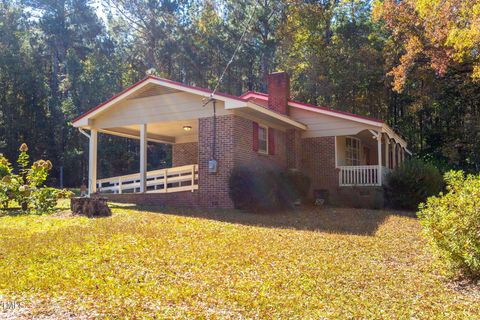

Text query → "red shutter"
[268,128,275,155]
[252,122,259,152]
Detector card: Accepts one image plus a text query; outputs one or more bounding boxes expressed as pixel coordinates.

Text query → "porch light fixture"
[183,125,192,132]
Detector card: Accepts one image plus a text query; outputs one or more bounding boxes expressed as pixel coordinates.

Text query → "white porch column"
[392,142,397,169]
[88,129,98,195]
[377,132,382,186]
[140,124,147,193]
[385,138,390,169]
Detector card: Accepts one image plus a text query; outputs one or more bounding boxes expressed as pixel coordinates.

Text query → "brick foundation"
[98,191,200,207]
[336,187,385,209]
[301,136,339,204]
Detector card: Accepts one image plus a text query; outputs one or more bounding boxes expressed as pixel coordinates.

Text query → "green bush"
[418,171,480,278]
[229,167,279,212]
[229,167,309,212]
[0,154,12,178]
[0,144,71,214]
[385,158,444,210]
[30,187,73,215]
[280,170,311,201]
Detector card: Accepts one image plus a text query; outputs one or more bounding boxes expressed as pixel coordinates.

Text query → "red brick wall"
[172,142,198,166]
[286,129,302,169]
[101,191,200,207]
[197,114,288,209]
[301,136,338,201]
[267,72,290,115]
[233,116,287,170]
[198,115,235,208]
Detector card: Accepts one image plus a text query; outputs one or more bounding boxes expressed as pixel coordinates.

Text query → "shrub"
[275,170,311,206]
[229,166,278,212]
[281,170,311,201]
[0,143,70,214]
[418,171,480,278]
[0,154,12,178]
[31,187,73,215]
[385,158,444,210]
[229,167,309,212]
[0,155,15,209]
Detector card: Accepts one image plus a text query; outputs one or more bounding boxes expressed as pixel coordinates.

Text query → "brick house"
[72,72,409,208]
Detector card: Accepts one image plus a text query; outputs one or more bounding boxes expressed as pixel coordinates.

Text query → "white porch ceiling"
[101,119,198,144]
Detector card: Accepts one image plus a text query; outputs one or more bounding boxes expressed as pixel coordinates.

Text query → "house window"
[345,137,360,165]
[258,125,268,154]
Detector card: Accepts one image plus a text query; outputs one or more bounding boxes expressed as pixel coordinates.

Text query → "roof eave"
[72,76,248,127]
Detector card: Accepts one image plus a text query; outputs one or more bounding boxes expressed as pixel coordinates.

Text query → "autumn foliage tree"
[373,0,480,92]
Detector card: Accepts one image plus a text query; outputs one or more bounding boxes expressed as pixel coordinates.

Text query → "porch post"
[385,138,390,169]
[392,142,397,169]
[88,129,98,195]
[140,124,147,193]
[377,132,382,186]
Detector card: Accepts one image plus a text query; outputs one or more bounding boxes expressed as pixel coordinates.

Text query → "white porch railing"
[338,165,390,187]
[97,164,198,194]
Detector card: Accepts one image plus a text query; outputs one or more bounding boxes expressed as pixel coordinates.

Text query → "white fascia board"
[382,124,407,148]
[288,101,385,128]
[239,102,307,130]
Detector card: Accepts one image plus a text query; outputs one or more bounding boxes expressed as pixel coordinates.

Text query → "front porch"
[96,164,199,194]
[335,129,409,187]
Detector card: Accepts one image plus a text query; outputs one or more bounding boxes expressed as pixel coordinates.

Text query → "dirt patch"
[448,278,480,299]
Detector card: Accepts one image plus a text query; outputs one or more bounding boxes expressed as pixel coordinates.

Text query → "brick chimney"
[267,72,290,115]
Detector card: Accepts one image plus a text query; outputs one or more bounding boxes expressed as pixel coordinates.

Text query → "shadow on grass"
[108,202,415,236]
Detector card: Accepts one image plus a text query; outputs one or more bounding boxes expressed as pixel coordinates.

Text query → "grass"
[0,203,479,319]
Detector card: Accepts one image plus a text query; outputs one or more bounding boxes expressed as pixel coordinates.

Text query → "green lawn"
[0,203,479,319]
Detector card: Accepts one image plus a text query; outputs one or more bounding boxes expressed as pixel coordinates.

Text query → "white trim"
[240,92,269,100]
[334,136,338,167]
[377,131,383,186]
[88,129,98,195]
[288,101,384,127]
[243,102,307,130]
[288,100,408,148]
[139,124,147,193]
[381,124,407,148]
[97,128,176,144]
[345,136,361,166]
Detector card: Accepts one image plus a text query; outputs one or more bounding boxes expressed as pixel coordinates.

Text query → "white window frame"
[345,136,361,166]
[257,124,269,154]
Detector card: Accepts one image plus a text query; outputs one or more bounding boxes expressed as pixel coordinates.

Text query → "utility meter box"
[208,159,218,173]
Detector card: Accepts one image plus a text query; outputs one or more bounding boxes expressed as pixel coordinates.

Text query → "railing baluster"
[191,166,195,192]
[164,169,168,193]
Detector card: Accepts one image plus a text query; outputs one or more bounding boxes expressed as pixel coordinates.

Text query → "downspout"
[212,99,217,161]
[202,98,218,173]
[78,128,90,139]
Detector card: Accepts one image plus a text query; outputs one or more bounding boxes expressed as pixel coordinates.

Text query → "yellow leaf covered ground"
[0,203,479,319]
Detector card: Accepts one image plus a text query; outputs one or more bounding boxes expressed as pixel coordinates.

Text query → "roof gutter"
[78,128,90,139]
